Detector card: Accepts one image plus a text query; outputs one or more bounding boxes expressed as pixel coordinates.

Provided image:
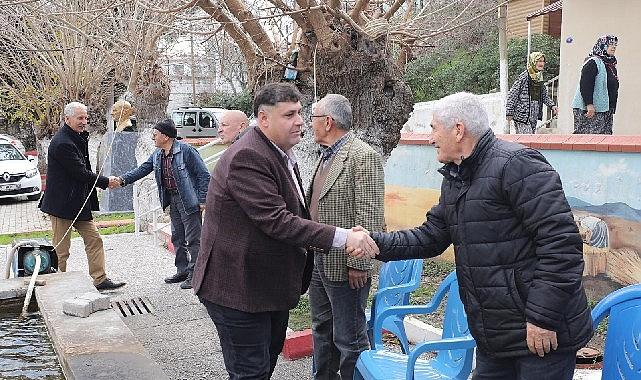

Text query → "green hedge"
[405,34,561,102]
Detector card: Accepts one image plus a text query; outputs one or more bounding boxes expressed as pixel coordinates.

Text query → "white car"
[0,142,41,201]
[0,134,26,155]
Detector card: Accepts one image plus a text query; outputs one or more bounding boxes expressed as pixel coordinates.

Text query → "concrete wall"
[402,92,506,135]
[384,133,641,286]
[557,0,640,134]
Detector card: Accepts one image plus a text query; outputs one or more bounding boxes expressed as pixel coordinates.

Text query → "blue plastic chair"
[367,259,424,354]
[591,283,641,380]
[355,271,476,380]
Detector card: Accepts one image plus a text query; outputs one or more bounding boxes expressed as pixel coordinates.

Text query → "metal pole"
[498,3,509,134]
[527,20,532,58]
[190,28,197,106]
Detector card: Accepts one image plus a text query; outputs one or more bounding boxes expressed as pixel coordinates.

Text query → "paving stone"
[78,291,111,312]
[62,297,92,318]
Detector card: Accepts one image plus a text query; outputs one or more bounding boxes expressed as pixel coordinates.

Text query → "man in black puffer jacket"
[356,92,592,379]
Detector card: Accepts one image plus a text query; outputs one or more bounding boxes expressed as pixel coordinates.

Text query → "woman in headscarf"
[572,35,619,134]
[506,51,558,134]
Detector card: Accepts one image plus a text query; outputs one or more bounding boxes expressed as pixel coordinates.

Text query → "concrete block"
[63,298,92,318]
[404,317,443,344]
[78,291,111,312]
[282,329,313,360]
[0,289,18,299]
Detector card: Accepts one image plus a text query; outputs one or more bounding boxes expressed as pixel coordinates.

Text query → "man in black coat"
[39,102,125,290]
[350,92,593,379]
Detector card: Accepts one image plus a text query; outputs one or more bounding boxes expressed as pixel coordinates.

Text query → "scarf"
[527,52,544,101]
[527,51,545,82]
[588,35,618,66]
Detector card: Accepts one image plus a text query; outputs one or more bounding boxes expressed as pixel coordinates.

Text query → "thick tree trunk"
[131,61,171,229]
[283,34,413,185]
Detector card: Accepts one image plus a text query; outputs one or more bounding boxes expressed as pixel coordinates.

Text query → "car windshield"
[0,144,25,161]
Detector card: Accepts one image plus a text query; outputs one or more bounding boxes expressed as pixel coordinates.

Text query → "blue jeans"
[472,349,577,380]
[200,299,288,380]
[169,191,202,274]
[309,255,370,380]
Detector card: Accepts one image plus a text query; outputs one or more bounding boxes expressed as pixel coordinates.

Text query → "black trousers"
[201,298,289,380]
[472,349,577,380]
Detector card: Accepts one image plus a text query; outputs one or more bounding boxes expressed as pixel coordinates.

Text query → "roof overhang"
[526,0,563,21]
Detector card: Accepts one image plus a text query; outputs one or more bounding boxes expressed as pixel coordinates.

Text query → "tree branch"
[383,0,406,20]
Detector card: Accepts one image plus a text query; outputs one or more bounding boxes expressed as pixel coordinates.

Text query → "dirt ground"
[382,260,622,359]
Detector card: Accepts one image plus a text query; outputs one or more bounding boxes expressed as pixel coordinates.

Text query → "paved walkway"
[12,232,314,380]
[0,198,49,235]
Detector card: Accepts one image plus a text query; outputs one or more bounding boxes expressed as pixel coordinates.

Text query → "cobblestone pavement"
[0,197,50,235]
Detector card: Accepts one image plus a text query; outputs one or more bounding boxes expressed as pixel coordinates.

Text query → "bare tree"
[0,0,176,137]
[163,0,503,179]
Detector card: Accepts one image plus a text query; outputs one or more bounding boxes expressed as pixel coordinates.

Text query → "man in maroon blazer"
[192,83,376,379]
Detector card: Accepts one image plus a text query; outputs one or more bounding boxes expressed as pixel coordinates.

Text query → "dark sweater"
[580,59,619,112]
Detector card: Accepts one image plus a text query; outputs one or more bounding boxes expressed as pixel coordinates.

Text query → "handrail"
[539,75,560,131]
[196,138,223,152]
[543,75,559,86]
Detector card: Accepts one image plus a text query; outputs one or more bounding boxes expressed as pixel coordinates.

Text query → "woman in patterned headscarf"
[572,35,619,134]
[506,51,558,134]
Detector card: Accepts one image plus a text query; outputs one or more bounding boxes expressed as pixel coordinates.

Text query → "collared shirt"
[319,132,350,168]
[270,142,348,249]
[270,142,305,204]
[161,149,177,191]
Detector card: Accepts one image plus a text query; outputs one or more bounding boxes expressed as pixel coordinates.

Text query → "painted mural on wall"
[384,144,641,286]
[569,198,641,286]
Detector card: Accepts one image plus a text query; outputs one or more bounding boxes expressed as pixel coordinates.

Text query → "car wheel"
[27,193,42,202]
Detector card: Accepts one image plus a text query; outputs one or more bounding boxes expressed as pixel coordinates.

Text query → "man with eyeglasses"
[192,83,376,379]
[307,93,385,379]
[111,119,210,289]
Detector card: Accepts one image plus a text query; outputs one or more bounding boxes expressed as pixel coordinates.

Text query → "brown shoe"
[164,272,188,284]
[95,278,126,291]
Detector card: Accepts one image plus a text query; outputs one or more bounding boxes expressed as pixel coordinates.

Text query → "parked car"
[0,142,41,201]
[170,107,227,139]
[0,134,26,155]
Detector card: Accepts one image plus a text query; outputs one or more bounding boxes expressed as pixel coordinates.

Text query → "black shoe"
[95,278,126,290]
[180,274,193,289]
[164,272,188,284]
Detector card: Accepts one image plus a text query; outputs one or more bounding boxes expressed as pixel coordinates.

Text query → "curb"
[282,329,313,360]
[94,219,134,229]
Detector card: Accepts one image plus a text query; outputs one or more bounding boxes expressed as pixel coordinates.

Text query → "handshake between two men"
[107,176,123,189]
[110,175,379,259]
[345,226,379,259]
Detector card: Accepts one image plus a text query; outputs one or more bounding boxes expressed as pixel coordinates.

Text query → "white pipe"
[21,253,41,318]
[4,245,19,279]
[527,21,532,58]
[4,240,43,279]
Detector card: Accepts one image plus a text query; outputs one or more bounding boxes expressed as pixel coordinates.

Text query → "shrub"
[405,34,561,102]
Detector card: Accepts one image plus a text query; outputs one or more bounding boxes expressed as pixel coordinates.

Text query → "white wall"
[557,0,641,134]
[403,92,507,135]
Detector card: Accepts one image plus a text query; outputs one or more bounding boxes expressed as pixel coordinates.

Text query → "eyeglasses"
[309,114,328,122]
